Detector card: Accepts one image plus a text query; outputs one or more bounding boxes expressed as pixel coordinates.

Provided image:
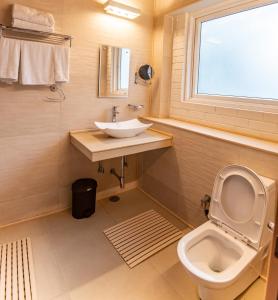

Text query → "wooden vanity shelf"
[70,129,173,162]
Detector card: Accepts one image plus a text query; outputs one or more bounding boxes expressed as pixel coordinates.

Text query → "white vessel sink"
[94,119,153,138]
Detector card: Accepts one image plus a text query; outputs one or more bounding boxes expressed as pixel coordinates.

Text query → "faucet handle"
[128,104,144,111]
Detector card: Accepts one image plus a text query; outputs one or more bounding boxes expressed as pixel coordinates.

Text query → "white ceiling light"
[104,1,141,20]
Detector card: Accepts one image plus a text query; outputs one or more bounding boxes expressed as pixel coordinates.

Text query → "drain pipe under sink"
[110,156,128,189]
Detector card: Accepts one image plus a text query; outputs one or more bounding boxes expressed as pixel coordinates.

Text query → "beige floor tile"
[52,294,72,300]
[100,188,186,230]
[32,234,68,300]
[0,216,49,243]
[0,189,266,300]
[237,278,266,300]
[45,207,122,292]
[45,203,115,241]
[70,261,183,300]
[0,219,67,300]
[57,231,124,291]
[149,240,199,300]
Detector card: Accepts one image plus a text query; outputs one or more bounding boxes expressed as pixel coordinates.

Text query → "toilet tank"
[258,175,277,249]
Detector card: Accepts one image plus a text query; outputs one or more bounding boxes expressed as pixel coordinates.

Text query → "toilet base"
[198,264,260,300]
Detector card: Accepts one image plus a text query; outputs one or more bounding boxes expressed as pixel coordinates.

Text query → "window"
[190,1,278,103]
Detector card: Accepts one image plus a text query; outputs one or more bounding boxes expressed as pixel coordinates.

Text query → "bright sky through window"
[197,3,278,100]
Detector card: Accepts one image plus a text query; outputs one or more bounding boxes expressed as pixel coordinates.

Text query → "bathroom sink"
[94,119,153,138]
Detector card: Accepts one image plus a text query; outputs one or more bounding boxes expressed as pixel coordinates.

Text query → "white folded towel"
[54,46,70,83]
[20,40,55,85]
[12,19,54,33]
[12,4,55,27]
[0,37,21,83]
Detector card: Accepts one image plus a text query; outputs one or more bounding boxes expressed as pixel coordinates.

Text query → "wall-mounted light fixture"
[104,1,141,20]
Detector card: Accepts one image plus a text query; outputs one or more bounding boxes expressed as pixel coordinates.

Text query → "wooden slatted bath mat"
[104,210,184,268]
[0,238,37,300]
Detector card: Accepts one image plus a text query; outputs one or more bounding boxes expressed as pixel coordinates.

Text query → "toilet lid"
[209,165,267,250]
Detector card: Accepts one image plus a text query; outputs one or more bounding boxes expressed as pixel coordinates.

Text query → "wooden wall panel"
[0,0,153,226]
[140,122,278,228]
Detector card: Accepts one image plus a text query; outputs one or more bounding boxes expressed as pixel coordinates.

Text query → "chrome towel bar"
[0,24,73,47]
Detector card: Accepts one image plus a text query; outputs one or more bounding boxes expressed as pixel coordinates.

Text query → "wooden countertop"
[70,129,173,162]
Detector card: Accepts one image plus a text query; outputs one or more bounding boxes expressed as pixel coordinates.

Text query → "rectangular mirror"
[98,45,131,98]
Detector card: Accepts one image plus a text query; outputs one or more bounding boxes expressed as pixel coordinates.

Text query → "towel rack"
[0,24,72,47]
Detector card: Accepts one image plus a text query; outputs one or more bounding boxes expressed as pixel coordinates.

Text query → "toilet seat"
[209,165,267,250]
[177,221,257,289]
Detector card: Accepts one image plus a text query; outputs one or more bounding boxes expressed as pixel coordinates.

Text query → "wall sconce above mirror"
[98,45,131,98]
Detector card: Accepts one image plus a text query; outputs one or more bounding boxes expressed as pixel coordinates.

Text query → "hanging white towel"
[0,37,21,83]
[12,4,55,27]
[54,45,70,83]
[12,19,54,33]
[20,40,55,85]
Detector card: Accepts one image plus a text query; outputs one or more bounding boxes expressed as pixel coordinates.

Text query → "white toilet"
[177,165,276,300]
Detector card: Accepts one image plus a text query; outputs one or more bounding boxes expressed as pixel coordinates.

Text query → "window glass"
[197,3,278,100]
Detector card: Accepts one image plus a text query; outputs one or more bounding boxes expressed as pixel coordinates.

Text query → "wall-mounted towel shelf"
[0,24,73,47]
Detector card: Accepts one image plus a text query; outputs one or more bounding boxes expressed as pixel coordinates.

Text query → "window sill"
[141,117,278,156]
[186,97,278,114]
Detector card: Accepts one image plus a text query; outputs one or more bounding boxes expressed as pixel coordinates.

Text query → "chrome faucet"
[112,106,119,122]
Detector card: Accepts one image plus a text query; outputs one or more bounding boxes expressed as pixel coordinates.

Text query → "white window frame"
[182,0,278,109]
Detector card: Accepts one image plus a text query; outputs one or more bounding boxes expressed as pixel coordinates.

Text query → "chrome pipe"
[110,156,127,189]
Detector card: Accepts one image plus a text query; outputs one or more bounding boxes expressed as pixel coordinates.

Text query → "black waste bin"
[72,178,97,219]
